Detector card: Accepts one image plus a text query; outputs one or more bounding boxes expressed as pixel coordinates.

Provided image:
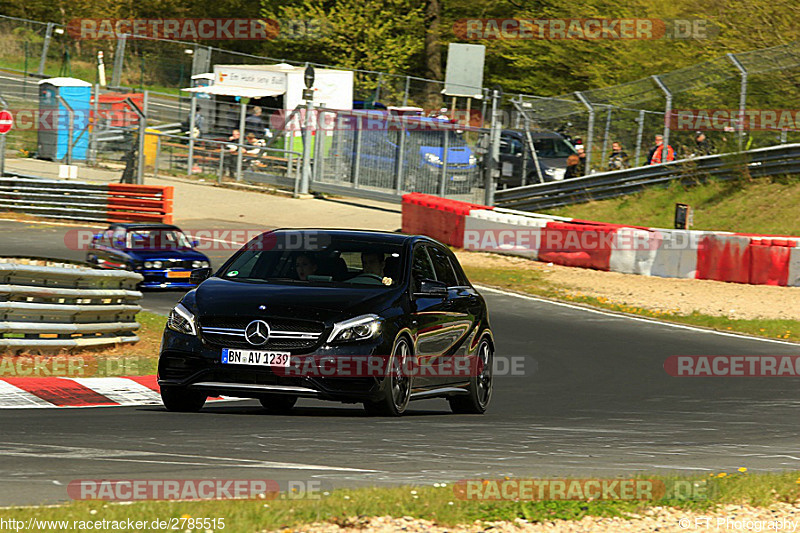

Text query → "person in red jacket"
[648,134,675,164]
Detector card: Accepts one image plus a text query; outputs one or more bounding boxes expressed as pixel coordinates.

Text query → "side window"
[411,246,436,290]
[510,137,523,155]
[448,255,471,287]
[427,246,458,287]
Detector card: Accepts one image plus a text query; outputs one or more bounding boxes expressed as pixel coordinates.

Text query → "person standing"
[607,141,629,170]
[648,134,675,165]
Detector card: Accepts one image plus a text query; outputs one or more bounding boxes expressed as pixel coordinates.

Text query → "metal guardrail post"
[37,23,54,76]
[236,101,246,182]
[634,110,645,166]
[574,91,594,175]
[187,93,196,174]
[111,34,127,88]
[727,53,748,152]
[652,75,672,164]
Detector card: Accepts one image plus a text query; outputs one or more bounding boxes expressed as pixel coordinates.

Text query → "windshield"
[407,129,468,147]
[221,236,405,287]
[533,138,577,158]
[125,229,193,250]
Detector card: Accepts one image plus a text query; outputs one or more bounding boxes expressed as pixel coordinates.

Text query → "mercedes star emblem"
[244,320,270,346]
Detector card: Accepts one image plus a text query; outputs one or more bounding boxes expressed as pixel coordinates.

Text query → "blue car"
[86,223,211,289]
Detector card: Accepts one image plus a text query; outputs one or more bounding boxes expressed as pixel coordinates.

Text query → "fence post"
[352,117,363,188]
[439,123,450,197]
[54,94,75,165]
[236,101,246,182]
[652,75,672,164]
[402,76,410,107]
[395,117,406,194]
[154,135,161,178]
[313,105,326,183]
[137,91,148,185]
[188,93,196,174]
[218,145,225,183]
[634,109,645,166]
[89,84,100,165]
[37,23,54,76]
[484,87,502,206]
[727,53,748,152]
[574,91,594,175]
[300,95,313,195]
[601,106,613,167]
[111,34,127,88]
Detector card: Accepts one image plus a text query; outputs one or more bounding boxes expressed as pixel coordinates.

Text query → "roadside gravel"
[455,251,800,321]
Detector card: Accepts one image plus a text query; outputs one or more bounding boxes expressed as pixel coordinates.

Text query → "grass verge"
[461,264,800,341]
[0,472,798,531]
[543,177,800,236]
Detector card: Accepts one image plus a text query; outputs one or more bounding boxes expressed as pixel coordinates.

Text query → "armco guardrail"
[0,259,143,353]
[0,175,173,223]
[495,143,800,211]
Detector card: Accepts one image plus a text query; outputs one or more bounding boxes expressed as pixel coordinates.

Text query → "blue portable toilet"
[37,77,92,162]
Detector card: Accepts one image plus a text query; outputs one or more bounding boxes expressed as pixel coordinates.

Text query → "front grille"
[198,316,326,351]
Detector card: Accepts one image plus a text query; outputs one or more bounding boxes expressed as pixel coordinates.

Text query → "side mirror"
[414,279,447,298]
[190,267,213,284]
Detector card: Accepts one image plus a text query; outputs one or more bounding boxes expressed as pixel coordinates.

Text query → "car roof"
[108,223,182,231]
[502,129,564,139]
[267,228,440,246]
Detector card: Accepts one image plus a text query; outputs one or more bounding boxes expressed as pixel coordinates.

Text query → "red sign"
[0,110,12,134]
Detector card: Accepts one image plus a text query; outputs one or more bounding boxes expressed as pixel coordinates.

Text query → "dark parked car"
[498,130,578,187]
[158,229,494,416]
[86,223,211,289]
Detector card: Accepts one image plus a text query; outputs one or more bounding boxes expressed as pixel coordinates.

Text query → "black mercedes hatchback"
[158,229,494,416]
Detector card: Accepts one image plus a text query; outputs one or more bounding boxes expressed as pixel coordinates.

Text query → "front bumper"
[138,269,198,289]
[158,329,391,402]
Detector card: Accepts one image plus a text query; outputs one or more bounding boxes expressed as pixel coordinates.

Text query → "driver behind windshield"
[295,253,318,281]
[351,252,387,285]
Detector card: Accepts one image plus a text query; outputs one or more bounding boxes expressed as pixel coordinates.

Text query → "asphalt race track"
[1,219,799,506]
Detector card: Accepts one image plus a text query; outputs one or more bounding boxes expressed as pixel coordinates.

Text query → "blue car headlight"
[152,260,163,269]
[192,260,210,269]
[167,303,197,336]
[327,314,382,344]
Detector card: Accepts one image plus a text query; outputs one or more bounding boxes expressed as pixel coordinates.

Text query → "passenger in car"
[295,253,318,281]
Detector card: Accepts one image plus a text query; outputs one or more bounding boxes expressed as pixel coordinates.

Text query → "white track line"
[476,284,800,347]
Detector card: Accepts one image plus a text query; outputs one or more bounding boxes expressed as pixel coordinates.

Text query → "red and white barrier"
[402,193,800,288]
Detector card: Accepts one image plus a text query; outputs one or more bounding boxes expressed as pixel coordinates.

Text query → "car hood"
[127,249,209,261]
[192,277,401,324]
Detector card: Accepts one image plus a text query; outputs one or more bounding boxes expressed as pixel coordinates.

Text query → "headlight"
[423,152,442,166]
[167,303,197,336]
[192,260,202,269]
[327,314,382,344]
[152,260,163,269]
[544,167,557,176]
[144,261,153,269]
[468,154,477,165]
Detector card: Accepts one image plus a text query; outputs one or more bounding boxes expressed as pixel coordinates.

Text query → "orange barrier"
[748,238,795,286]
[106,184,174,224]
[696,234,752,283]
[537,222,616,270]
[401,193,491,247]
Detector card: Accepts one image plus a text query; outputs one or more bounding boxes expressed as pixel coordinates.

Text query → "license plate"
[167,270,192,279]
[221,348,291,367]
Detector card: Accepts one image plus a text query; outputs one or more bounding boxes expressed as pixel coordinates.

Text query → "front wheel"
[160,387,207,412]
[364,337,412,417]
[449,337,493,414]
